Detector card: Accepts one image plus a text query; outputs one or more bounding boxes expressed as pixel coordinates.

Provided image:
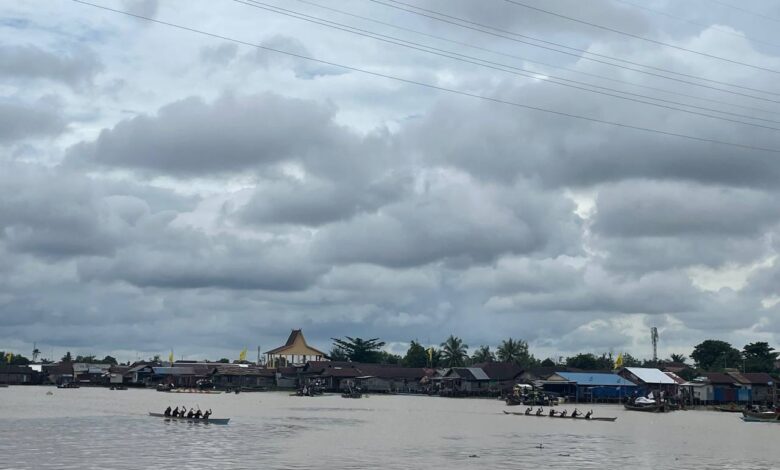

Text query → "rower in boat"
[194,409,203,419]
[164,406,172,417]
[559,410,568,417]
[571,409,580,418]
[171,406,179,417]
[203,409,212,419]
[584,410,593,420]
[524,407,532,415]
[535,407,543,416]
[187,408,195,418]
[549,409,557,417]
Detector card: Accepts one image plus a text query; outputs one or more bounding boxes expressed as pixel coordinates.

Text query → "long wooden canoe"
[741,410,780,422]
[148,412,230,425]
[502,410,617,422]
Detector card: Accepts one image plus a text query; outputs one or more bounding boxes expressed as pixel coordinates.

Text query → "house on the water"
[265,329,326,367]
[432,367,491,396]
[618,367,678,397]
[543,371,636,402]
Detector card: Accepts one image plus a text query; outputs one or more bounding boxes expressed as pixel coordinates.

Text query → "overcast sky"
[3,0,780,363]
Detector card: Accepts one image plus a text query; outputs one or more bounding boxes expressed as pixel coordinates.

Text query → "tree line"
[326,336,779,375]
[3,338,777,374]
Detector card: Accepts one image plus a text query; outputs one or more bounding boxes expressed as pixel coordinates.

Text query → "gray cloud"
[312,172,583,268]
[0,101,65,143]
[4,0,780,360]
[0,44,101,87]
[66,93,351,175]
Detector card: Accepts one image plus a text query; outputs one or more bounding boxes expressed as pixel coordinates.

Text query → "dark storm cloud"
[0,44,101,88]
[66,93,352,175]
[312,174,583,268]
[5,0,780,359]
[590,180,780,272]
[403,80,780,189]
[0,101,65,143]
[0,164,119,258]
[592,181,780,237]
[238,169,412,226]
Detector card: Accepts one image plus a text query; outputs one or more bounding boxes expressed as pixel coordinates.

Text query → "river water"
[0,386,777,469]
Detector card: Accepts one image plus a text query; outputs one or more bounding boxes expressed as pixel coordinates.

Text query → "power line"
[611,0,780,51]
[368,0,780,100]
[237,0,780,130]
[502,0,780,74]
[706,0,780,25]
[71,0,780,155]
[296,0,780,118]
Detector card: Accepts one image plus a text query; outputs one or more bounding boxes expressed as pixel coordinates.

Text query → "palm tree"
[669,353,687,364]
[331,337,386,363]
[440,335,468,367]
[471,345,495,363]
[497,338,535,367]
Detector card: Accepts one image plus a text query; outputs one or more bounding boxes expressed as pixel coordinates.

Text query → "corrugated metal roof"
[466,367,490,380]
[152,367,195,375]
[556,372,636,387]
[625,367,676,384]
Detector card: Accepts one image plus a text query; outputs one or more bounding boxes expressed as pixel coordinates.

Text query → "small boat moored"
[148,412,230,425]
[741,410,780,422]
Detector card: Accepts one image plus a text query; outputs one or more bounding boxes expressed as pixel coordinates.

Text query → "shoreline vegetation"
[1,334,778,408]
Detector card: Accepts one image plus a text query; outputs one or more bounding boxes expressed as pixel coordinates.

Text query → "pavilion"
[265,329,326,367]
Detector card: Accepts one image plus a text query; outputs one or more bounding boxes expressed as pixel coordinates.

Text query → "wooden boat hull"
[714,405,743,412]
[624,403,665,412]
[165,389,222,394]
[502,410,616,422]
[148,412,229,425]
[741,410,780,422]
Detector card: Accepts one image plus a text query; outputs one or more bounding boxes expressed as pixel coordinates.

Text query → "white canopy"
[625,367,676,384]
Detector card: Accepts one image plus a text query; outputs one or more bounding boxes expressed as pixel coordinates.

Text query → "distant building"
[543,371,636,402]
[0,365,41,385]
[618,367,678,396]
[265,329,326,367]
[473,362,524,394]
[432,367,491,396]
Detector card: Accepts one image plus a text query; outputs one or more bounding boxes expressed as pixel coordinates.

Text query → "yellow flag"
[168,351,174,364]
[426,347,433,364]
[5,352,12,364]
[239,348,247,362]
[614,352,624,370]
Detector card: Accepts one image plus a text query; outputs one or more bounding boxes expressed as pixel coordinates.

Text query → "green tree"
[74,355,97,363]
[742,342,778,373]
[1,352,31,365]
[668,353,687,364]
[100,355,118,365]
[566,353,600,370]
[331,337,386,363]
[440,335,468,367]
[621,353,643,367]
[61,351,73,363]
[217,358,230,363]
[471,345,495,363]
[378,351,402,364]
[540,358,556,367]
[328,346,349,361]
[402,341,428,367]
[690,340,741,371]
[497,338,537,368]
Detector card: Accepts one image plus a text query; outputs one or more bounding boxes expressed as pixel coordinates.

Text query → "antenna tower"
[650,327,659,363]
